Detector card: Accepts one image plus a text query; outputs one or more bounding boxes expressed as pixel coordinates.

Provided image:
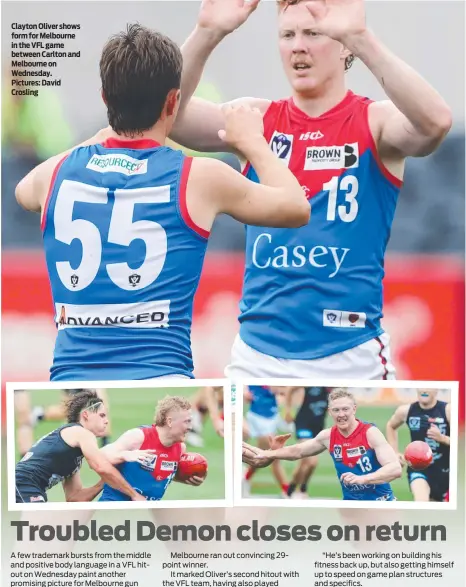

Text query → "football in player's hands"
[175,453,208,482]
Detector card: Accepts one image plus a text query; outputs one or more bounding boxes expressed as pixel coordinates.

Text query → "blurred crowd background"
[1,2,465,389]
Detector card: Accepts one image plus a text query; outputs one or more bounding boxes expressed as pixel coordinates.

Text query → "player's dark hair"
[100,23,182,136]
[277,0,355,71]
[65,389,103,423]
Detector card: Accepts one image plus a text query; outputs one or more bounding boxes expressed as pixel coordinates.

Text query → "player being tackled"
[99,396,205,501]
[15,390,152,503]
[242,388,402,501]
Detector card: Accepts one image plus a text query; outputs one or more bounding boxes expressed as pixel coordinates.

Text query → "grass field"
[244,405,416,501]
[13,387,226,502]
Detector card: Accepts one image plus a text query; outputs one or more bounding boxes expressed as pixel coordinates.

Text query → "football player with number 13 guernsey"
[172,0,452,379]
[242,389,402,501]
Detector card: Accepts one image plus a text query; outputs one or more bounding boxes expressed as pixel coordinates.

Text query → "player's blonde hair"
[154,396,191,426]
[276,0,356,72]
[328,388,356,405]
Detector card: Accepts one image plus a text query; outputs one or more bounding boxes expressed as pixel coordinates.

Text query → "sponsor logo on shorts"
[408,417,421,430]
[30,495,45,502]
[333,444,342,460]
[86,153,148,176]
[160,461,177,471]
[56,301,170,330]
[269,131,293,166]
[304,142,359,170]
[323,310,366,328]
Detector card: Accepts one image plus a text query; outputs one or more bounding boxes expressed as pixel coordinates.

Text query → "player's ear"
[101,89,107,106]
[165,89,179,117]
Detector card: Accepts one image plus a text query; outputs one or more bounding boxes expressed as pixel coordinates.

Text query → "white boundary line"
[7,378,233,511]
[233,378,460,510]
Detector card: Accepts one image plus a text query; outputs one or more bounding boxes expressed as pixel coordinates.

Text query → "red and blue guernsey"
[100,425,183,501]
[42,138,209,381]
[329,420,395,501]
[241,92,402,360]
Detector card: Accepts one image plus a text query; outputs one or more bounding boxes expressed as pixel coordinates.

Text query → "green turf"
[15,387,226,502]
[245,406,414,501]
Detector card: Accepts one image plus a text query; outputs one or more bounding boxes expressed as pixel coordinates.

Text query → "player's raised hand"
[426,424,443,442]
[218,104,265,151]
[198,0,261,37]
[398,452,407,467]
[305,0,366,44]
[268,433,291,450]
[124,449,157,464]
[242,442,272,468]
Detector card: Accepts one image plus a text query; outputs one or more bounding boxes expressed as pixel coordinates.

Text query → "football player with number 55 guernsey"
[242,389,401,501]
[15,25,309,381]
[172,0,452,379]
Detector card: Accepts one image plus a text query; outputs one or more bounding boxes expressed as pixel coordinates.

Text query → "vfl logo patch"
[305,143,359,170]
[408,417,421,431]
[140,455,157,471]
[86,154,148,176]
[333,445,342,460]
[270,131,293,166]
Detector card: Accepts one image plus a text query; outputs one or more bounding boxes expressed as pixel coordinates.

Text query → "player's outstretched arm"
[188,104,310,228]
[100,428,159,464]
[62,472,104,503]
[74,427,145,501]
[351,427,401,485]
[15,127,114,213]
[385,404,409,465]
[305,0,451,158]
[242,430,328,467]
[170,0,269,152]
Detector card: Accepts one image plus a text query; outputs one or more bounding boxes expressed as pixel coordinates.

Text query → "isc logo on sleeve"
[305,143,359,170]
[269,131,294,166]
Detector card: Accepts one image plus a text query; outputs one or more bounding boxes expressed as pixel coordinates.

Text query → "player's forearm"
[385,425,399,454]
[100,448,134,465]
[204,388,221,421]
[66,481,104,502]
[178,26,224,114]
[363,461,402,485]
[267,443,305,462]
[344,30,451,136]
[241,139,309,218]
[94,463,139,500]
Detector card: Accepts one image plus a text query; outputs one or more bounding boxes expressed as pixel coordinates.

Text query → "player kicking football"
[15,24,309,382]
[242,388,402,501]
[172,0,452,379]
[99,396,204,501]
[15,390,152,503]
[386,389,450,502]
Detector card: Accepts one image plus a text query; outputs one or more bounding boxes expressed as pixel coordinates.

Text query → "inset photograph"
[236,382,458,508]
[8,380,231,509]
